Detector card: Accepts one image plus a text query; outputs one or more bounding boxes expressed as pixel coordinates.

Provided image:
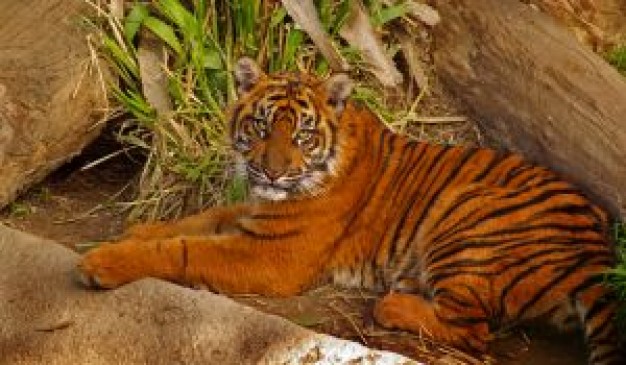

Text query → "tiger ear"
[324,73,353,115]
[235,57,265,95]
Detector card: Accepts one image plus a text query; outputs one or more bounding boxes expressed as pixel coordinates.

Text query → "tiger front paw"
[76,243,140,289]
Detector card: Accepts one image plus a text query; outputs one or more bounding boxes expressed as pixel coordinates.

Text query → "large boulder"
[0,224,416,364]
[0,0,106,208]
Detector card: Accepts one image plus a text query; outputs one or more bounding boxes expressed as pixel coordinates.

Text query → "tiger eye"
[300,115,316,130]
[254,118,266,129]
[234,135,251,152]
[294,130,318,152]
[253,118,268,138]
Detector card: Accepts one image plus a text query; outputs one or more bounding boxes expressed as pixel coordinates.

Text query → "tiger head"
[230,58,353,201]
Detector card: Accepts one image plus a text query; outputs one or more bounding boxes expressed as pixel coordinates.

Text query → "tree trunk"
[432,0,626,218]
[0,0,107,208]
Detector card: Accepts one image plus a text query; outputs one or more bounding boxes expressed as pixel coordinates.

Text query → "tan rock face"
[0,224,417,365]
[0,0,107,208]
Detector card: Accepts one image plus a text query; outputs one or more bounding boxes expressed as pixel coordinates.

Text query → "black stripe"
[529,201,593,217]
[437,289,477,308]
[587,312,614,342]
[469,150,505,183]
[236,224,300,240]
[584,293,615,323]
[442,221,602,250]
[426,175,563,241]
[384,145,454,264]
[249,212,301,220]
[515,254,592,320]
[497,264,541,320]
[427,236,580,265]
[590,349,622,365]
[507,168,544,187]
[380,141,423,209]
[426,223,599,267]
[481,188,581,221]
[500,158,532,185]
[428,182,577,249]
[464,284,492,319]
[378,143,429,268]
[404,146,479,237]
[438,314,487,327]
[431,247,570,281]
[571,274,605,297]
[326,118,338,162]
[425,187,487,237]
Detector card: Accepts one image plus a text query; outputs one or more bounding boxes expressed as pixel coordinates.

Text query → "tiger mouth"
[251,184,290,201]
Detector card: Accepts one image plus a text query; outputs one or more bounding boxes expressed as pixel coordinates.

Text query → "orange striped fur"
[79,59,622,364]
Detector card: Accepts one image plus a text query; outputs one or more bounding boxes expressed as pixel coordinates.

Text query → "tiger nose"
[263,167,284,182]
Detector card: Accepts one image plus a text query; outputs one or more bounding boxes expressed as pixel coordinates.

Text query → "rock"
[0,0,107,208]
[0,224,417,365]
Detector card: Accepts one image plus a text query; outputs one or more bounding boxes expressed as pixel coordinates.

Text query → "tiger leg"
[123,205,249,240]
[575,284,623,365]
[77,234,328,296]
[373,292,489,353]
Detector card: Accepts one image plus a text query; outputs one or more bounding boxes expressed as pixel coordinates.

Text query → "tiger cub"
[78,58,622,364]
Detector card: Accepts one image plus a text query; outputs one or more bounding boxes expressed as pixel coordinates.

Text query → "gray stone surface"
[0,224,416,365]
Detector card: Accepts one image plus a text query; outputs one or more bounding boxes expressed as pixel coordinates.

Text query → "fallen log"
[432,0,626,218]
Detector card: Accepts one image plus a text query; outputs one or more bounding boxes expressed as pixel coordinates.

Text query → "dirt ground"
[0,124,589,364]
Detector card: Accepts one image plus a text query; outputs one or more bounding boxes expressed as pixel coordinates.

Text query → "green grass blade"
[283,28,304,70]
[269,7,287,28]
[330,0,352,36]
[226,174,248,204]
[373,2,409,26]
[124,3,149,43]
[143,16,184,56]
[316,0,332,31]
[156,0,197,36]
[101,35,140,78]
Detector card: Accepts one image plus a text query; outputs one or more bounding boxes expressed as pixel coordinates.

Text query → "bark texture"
[526,0,626,51]
[433,0,626,218]
[0,0,107,208]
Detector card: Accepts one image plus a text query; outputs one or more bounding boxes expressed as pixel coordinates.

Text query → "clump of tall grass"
[86,0,424,220]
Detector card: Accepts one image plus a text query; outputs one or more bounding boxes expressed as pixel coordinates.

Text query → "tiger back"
[78,58,622,365]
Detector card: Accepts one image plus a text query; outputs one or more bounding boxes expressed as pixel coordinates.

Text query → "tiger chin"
[78,58,623,364]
